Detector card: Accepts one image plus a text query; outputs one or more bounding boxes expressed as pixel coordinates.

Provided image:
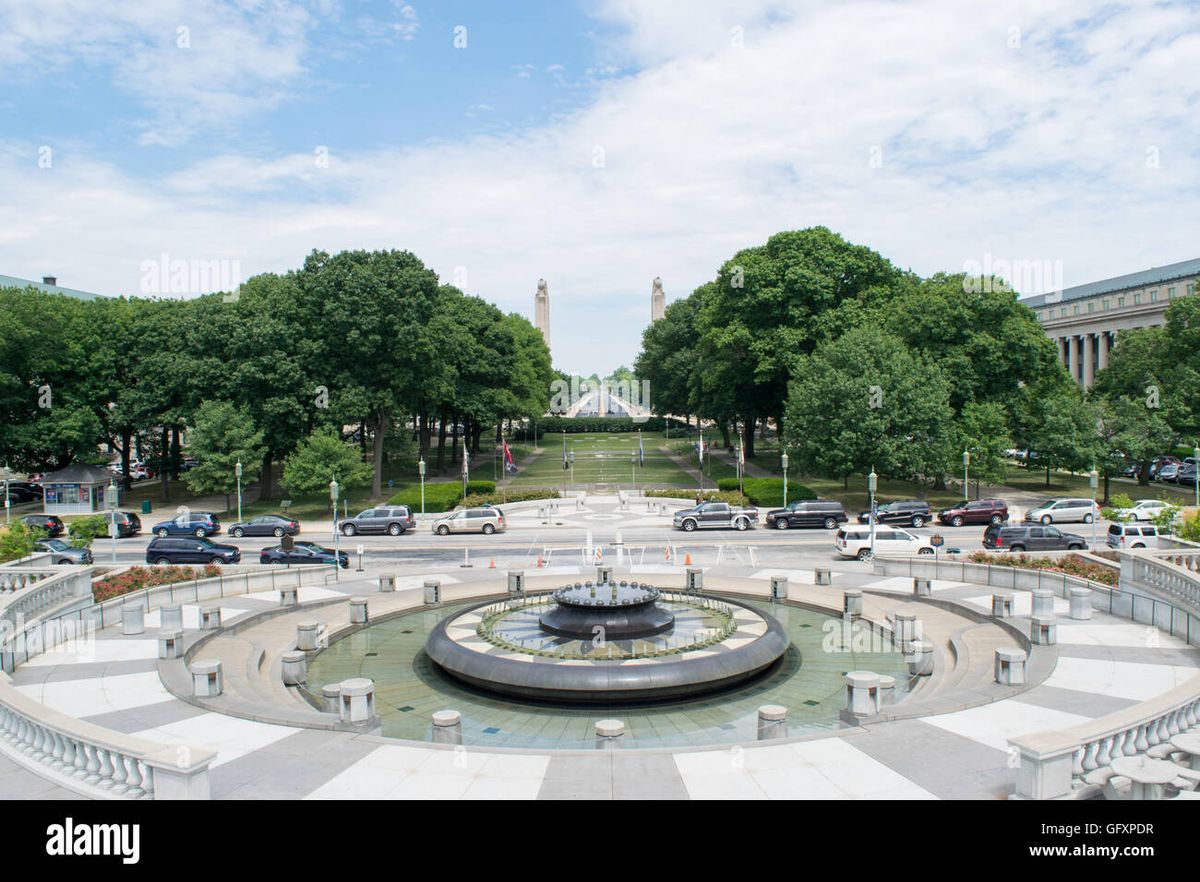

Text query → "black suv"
[982,524,1086,552]
[857,500,932,528]
[104,511,142,538]
[145,537,240,565]
[765,500,848,530]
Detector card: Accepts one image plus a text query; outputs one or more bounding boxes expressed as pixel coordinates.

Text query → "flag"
[462,438,469,477]
[698,433,704,465]
[503,437,516,474]
[638,431,644,467]
[738,443,744,479]
[562,431,569,470]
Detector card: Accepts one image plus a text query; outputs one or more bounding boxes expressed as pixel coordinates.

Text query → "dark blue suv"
[145,537,240,565]
[151,512,221,539]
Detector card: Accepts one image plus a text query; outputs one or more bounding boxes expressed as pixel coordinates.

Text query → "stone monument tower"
[651,276,666,323]
[535,278,550,349]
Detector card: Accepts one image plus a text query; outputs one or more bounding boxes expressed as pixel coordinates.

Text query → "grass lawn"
[508,432,697,489]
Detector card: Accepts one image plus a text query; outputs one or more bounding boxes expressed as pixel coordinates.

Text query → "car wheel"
[482,523,496,535]
[342,524,357,537]
[1040,515,1052,525]
[989,515,1003,526]
[194,528,206,538]
[734,517,749,531]
[774,518,789,530]
[273,527,284,537]
[856,548,872,562]
[156,528,169,538]
[1132,542,1145,549]
[911,515,925,528]
[951,516,964,527]
[437,525,450,536]
[209,556,224,565]
[917,547,934,555]
[823,517,838,530]
[388,523,403,536]
[1067,543,1084,551]
[1083,513,1093,524]
[1009,545,1025,553]
[681,519,697,532]
[232,527,245,538]
[155,557,171,566]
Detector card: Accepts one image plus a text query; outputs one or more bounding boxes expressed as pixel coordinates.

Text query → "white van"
[835,525,934,561]
[1106,523,1161,549]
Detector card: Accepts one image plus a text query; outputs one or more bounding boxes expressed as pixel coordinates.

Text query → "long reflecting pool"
[305,595,912,749]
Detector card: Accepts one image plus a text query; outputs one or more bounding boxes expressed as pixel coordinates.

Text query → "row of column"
[1058,331,1114,388]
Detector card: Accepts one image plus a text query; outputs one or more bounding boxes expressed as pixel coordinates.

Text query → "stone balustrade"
[0,671,214,799]
[1010,676,1200,800]
[0,567,93,627]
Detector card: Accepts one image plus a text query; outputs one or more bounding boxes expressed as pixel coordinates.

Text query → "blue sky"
[2,1,1200,376]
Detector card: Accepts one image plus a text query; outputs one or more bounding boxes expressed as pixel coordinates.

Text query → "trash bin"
[141,499,152,514]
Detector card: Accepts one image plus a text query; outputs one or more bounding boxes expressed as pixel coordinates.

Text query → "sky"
[1,0,1199,375]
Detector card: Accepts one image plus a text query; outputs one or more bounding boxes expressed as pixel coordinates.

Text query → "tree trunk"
[1103,474,1111,504]
[742,416,756,459]
[360,421,368,457]
[170,427,182,479]
[1045,465,1051,488]
[435,415,447,472]
[418,410,432,459]
[450,419,460,467]
[121,429,133,491]
[719,421,731,450]
[159,425,170,502]
[260,450,273,501]
[471,422,484,455]
[371,408,388,498]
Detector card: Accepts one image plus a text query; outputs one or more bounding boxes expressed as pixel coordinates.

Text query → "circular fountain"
[424,579,790,704]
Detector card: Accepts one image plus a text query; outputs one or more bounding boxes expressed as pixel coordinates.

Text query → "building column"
[1067,335,1080,385]
[1098,332,1110,372]
[1058,337,1068,367]
[1082,334,1095,388]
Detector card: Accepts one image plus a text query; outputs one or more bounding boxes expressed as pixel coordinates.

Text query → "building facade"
[1021,257,1200,388]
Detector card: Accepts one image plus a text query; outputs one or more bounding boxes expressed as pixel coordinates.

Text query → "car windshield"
[1035,500,1057,510]
[43,539,69,550]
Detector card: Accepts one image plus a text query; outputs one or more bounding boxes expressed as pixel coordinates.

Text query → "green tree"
[281,428,372,507]
[183,401,266,507]
[959,401,1013,490]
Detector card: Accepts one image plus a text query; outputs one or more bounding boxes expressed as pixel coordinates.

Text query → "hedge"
[534,416,688,435]
[462,489,560,506]
[644,488,748,505]
[716,477,815,507]
[386,480,496,513]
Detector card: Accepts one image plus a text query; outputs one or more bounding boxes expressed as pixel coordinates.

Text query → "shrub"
[644,488,747,505]
[462,489,559,507]
[959,551,1117,586]
[386,480,497,513]
[93,563,223,603]
[0,521,38,563]
[67,515,109,548]
[716,477,815,507]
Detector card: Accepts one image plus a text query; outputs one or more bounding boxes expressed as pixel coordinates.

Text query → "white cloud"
[2,0,1199,375]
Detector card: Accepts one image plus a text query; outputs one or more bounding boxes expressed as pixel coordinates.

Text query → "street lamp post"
[108,478,119,564]
[418,458,426,515]
[631,450,637,495]
[235,460,243,525]
[1194,444,1200,509]
[1089,466,1099,550]
[329,477,340,582]
[963,449,970,501]
[781,452,789,508]
[868,468,878,558]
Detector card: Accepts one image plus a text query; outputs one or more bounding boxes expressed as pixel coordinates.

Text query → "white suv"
[835,525,934,561]
[1024,498,1099,525]
[1116,499,1168,522]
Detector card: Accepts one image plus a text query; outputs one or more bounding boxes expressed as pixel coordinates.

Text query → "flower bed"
[956,551,1118,586]
[93,564,222,603]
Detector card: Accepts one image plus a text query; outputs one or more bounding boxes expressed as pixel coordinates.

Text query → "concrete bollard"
[878,674,896,707]
[280,585,298,607]
[508,571,525,597]
[191,659,223,697]
[121,605,145,636]
[158,629,183,660]
[913,578,932,597]
[432,710,463,745]
[338,678,376,723]
[160,603,183,631]
[908,639,934,676]
[685,568,703,593]
[1031,588,1054,618]
[296,621,321,652]
[1069,586,1093,621]
[843,589,863,618]
[349,597,369,625]
[321,684,341,714]
[379,574,395,593]
[200,607,221,630]
[423,580,441,605]
[814,568,831,586]
[992,591,1014,618]
[995,647,1028,685]
[1031,615,1057,645]
[770,576,788,602]
[844,671,880,716]
[595,719,625,749]
[281,650,307,686]
[894,612,918,646]
[757,704,788,740]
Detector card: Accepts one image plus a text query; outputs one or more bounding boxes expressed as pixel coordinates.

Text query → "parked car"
[7,481,43,500]
[34,538,93,565]
[937,498,1009,527]
[1177,460,1199,486]
[1116,499,1168,522]
[145,536,240,565]
[982,524,1086,552]
[764,500,847,530]
[340,505,415,537]
[1024,498,1099,525]
[857,499,933,528]
[1107,523,1162,550]
[432,507,506,535]
[260,542,348,568]
[19,514,64,537]
[151,512,220,538]
[672,501,758,532]
[180,457,200,471]
[228,514,300,538]
[102,511,142,538]
[1158,463,1181,483]
[1150,456,1181,480]
[835,525,934,561]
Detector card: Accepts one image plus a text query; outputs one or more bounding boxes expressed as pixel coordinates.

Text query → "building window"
[1073,304,1080,315]
[1151,290,1158,302]
[1087,301,1095,312]
[1188,283,1195,295]
[1103,299,1109,310]
[1134,293,1142,305]
[1168,286,1176,298]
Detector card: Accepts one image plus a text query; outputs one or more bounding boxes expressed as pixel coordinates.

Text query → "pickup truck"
[673,501,758,532]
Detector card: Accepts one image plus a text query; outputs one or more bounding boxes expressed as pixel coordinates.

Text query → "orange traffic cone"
[684,553,692,565]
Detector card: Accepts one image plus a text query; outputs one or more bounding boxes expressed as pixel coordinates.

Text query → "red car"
[937,498,1009,527]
